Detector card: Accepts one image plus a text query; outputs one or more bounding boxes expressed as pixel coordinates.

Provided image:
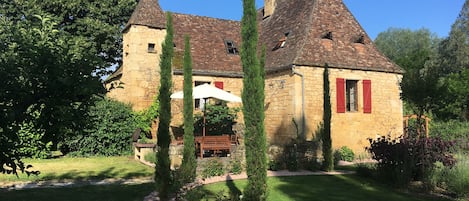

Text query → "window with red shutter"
[214,81,224,89]
[336,78,345,113]
[363,80,372,113]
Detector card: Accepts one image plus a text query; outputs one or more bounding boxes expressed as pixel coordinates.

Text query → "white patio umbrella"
[170,83,241,103]
[170,83,242,158]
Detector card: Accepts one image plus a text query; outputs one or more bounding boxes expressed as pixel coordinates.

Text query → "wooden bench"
[196,135,231,158]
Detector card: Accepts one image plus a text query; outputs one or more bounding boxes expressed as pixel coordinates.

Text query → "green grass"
[187,175,451,201]
[0,183,155,201]
[0,156,154,183]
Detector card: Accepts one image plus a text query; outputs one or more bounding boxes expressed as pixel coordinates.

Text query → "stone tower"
[107,0,167,111]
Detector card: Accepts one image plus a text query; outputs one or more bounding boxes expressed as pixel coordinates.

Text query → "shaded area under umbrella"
[170,83,242,158]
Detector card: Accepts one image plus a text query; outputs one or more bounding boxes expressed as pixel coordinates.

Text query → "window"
[322,31,333,40]
[147,43,156,53]
[195,81,210,110]
[336,78,371,113]
[354,35,365,44]
[346,80,358,112]
[224,40,239,55]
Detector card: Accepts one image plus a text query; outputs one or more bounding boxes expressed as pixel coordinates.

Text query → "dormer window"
[148,43,156,53]
[322,31,333,40]
[354,35,365,44]
[273,31,290,51]
[224,40,239,55]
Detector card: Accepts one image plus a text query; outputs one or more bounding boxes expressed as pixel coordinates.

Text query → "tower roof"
[260,0,402,73]
[125,0,166,30]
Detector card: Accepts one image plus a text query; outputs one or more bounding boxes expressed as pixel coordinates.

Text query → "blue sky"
[159,0,465,40]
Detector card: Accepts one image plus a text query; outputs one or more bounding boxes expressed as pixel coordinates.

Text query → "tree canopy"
[374,28,441,117]
[0,0,136,174]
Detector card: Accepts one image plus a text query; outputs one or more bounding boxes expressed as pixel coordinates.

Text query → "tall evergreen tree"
[155,12,173,200]
[434,0,469,120]
[179,35,197,183]
[241,0,267,200]
[322,64,333,171]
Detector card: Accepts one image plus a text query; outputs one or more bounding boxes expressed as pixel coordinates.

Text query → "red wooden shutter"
[363,80,372,113]
[214,81,224,89]
[336,78,345,113]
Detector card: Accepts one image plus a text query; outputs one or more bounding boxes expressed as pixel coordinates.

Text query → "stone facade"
[105,0,404,154]
[106,25,166,111]
[263,66,403,154]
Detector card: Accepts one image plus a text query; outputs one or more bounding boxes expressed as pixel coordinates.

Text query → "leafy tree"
[322,64,333,171]
[241,0,268,199]
[155,12,174,200]
[433,1,469,120]
[0,0,135,173]
[0,14,102,174]
[0,0,137,75]
[179,35,197,184]
[374,28,441,129]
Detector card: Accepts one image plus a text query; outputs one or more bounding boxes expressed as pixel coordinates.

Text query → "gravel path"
[0,177,154,190]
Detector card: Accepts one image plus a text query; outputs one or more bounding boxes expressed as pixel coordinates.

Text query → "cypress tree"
[241,0,267,200]
[179,35,197,183]
[155,12,174,200]
[322,64,334,171]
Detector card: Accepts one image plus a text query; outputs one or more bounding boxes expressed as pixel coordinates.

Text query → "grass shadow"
[225,175,242,199]
[0,183,154,201]
[273,174,451,201]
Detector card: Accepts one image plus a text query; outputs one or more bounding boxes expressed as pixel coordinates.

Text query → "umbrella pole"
[201,98,208,158]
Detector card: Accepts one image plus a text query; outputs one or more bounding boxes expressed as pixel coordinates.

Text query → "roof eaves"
[294,62,404,74]
[173,69,244,78]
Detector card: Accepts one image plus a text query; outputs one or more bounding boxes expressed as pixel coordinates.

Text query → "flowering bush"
[367,135,455,186]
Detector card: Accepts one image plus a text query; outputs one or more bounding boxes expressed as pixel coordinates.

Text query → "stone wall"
[263,66,403,154]
[107,25,166,111]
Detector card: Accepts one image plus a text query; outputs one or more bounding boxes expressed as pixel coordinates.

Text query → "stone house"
[105,0,404,154]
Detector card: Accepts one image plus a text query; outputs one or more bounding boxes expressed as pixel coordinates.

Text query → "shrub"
[61,97,138,156]
[431,120,469,151]
[144,152,157,164]
[431,153,469,199]
[334,146,355,163]
[268,160,283,171]
[355,162,377,179]
[367,135,456,186]
[201,158,226,179]
[194,104,239,136]
[229,159,243,175]
[17,107,52,159]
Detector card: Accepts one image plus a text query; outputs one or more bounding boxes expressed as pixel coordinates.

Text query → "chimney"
[264,0,276,18]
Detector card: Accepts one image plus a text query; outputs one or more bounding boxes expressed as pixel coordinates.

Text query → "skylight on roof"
[224,40,239,55]
[272,31,291,51]
[322,31,333,40]
[354,35,365,44]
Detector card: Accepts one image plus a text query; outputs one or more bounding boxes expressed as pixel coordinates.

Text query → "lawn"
[187,175,452,201]
[0,183,155,201]
[0,156,154,183]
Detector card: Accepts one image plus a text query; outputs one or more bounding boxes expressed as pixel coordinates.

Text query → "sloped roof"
[114,0,402,80]
[260,0,402,73]
[125,0,166,30]
[172,14,242,74]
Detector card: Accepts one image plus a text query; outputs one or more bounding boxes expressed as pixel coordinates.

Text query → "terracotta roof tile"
[172,13,242,74]
[121,0,402,77]
[260,0,402,73]
[125,0,166,30]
